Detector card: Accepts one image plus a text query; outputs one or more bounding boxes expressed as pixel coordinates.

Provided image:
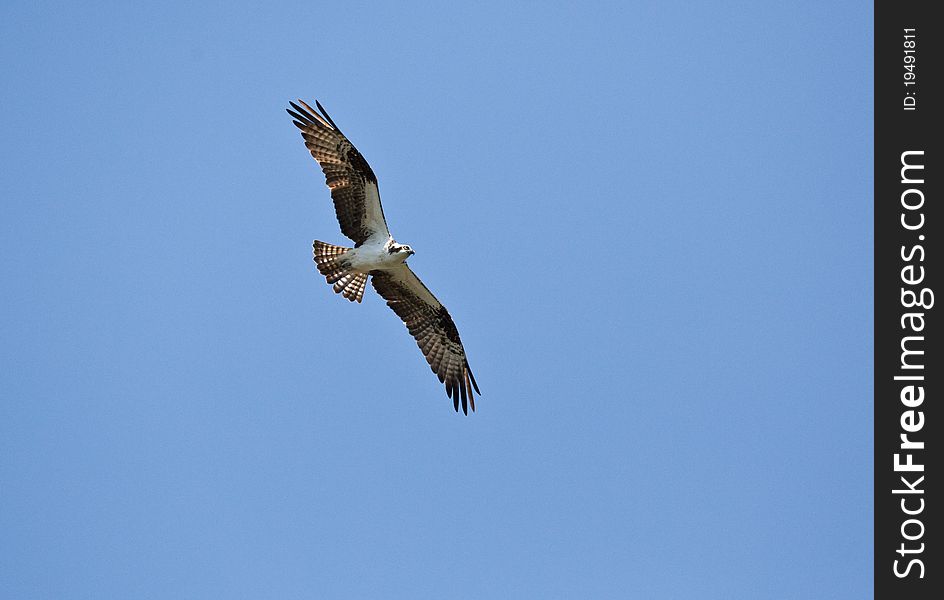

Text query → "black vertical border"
[875,0,939,597]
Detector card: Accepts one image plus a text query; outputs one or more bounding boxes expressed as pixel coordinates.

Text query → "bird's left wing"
[370,265,480,414]
[287,99,390,246]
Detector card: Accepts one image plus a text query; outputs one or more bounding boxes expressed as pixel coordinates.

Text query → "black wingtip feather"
[288,101,313,123]
[287,108,311,124]
[465,371,476,413]
[315,99,340,129]
[288,100,335,131]
[467,364,481,395]
[459,379,468,415]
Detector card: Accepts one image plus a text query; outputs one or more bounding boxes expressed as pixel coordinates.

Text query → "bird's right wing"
[287,99,390,246]
[370,265,480,414]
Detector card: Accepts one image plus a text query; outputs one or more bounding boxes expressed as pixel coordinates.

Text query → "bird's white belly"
[347,240,403,272]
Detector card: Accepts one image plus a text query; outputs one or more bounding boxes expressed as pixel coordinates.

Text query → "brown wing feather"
[370,266,480,414]
[287,99,389,246]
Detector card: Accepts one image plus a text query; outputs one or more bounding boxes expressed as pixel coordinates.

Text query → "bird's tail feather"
[313,240,368,303]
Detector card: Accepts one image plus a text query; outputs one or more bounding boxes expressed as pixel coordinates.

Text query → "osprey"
[287,99,481,414]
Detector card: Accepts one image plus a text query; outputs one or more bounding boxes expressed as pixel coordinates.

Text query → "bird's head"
[389,243,415,260]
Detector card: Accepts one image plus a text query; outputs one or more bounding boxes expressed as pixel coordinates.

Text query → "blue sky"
[1,1,872,598]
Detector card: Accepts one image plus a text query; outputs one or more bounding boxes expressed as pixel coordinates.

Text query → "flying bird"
[287,99,481,414]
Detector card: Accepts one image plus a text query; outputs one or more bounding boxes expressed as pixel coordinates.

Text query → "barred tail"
[313,240,368,303]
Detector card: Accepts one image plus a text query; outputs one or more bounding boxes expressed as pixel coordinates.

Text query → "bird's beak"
[408,250,415,256]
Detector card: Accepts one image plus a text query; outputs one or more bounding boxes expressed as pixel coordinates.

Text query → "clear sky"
[1,1,872,598]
